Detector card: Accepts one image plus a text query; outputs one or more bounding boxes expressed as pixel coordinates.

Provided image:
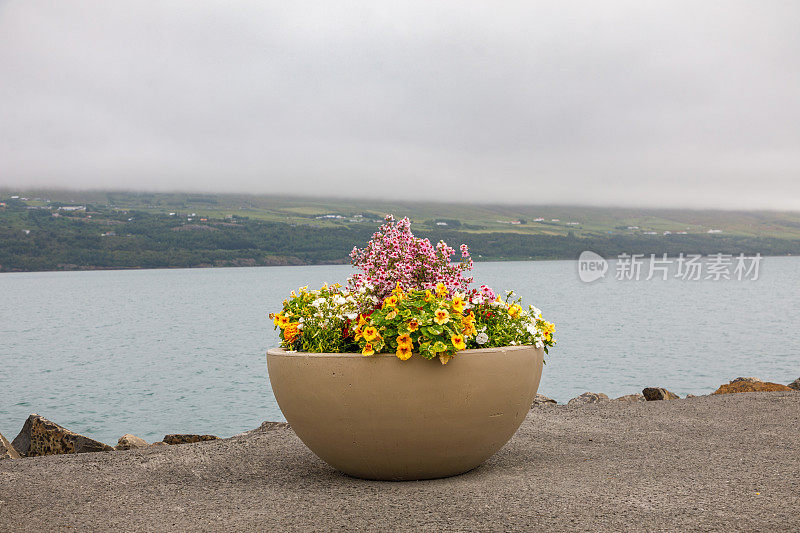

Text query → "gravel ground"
[1,391,798,532]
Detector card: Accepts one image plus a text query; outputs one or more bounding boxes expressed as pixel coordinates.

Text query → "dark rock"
[730,377,763,384]
[163,434,219,445]
[642,387,680,401]
[713,380,793,395]
[788,378,800,391]
[151,441,168,446]
[531,394,558,407]
[614,393,645,403]
[11,414,114,457]
[1,432,21,460]
[567,392,610,406]
[116,434,149,450]
[685,394,697,398]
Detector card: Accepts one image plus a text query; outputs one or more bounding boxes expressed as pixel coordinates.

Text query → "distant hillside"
[0,190,798,272]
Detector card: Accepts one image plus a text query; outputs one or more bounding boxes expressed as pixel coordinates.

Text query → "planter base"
[267,345,544,481]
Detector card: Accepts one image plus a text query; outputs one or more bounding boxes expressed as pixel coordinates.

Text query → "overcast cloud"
[1,1,799,209]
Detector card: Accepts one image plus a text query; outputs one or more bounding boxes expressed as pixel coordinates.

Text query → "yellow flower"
[396,333,412,347]
[434,309,450,325]
[450,334,466,350]
[508,304,522,318]
[276,315,290,329]
[362,343,375,356]
[424,290,434,302]
[407,319,419,332]
[383,295,399,308]
[396,344,412,361]
[462,322,477,336]
[354,326,363,341]
[357,314,368,326]
[290,290,297,298]
[451,294,465,313]
[435,282,448,297]
[463,310,475,324]
[362,326,380,342]
[392,282,404,297]
[545,333,551,342]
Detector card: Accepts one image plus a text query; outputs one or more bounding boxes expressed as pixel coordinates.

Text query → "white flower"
[526,323,538,335]
[311,297,326,307]
[471,295,484,305]
[531,306,542,318]
[345,313,358,320]
[476,332,489,345]
[535,340,544,349]
[332,295,346,306]
[297,323,303,330]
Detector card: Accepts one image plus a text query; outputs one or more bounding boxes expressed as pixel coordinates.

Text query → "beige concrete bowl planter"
[267,344,544,481]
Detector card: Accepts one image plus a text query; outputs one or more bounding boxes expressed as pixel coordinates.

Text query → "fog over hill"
[1,2,800,209]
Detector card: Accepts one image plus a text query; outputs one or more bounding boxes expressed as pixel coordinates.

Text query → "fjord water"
[2,258,798,445]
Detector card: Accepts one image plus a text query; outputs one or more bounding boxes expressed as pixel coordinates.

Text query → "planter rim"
[267,345,534,358]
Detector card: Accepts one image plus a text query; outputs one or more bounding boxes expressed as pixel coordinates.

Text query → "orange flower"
[284,323,300,343]
[395,344,412,361]
[508,304,522,318]
[362,343,375,356]
[462,322,477,336]
[407,319,419,332]
[396,333,412,347]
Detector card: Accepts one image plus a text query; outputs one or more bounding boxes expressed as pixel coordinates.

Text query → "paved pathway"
[1,392,798,531]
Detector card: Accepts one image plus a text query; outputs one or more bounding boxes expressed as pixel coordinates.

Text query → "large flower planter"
[266,345,544,481]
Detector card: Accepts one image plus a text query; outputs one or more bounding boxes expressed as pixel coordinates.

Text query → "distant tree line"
[0,205,797,272]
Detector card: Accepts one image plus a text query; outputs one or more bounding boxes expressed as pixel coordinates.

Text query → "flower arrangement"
[270,215,556,364]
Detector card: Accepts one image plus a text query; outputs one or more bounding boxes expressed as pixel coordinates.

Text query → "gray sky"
[1,1,799,209]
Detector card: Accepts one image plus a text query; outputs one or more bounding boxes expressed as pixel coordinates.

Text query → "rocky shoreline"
[1,376,798,462]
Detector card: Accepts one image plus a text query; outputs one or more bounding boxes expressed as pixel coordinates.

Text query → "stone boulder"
[233,421,291,438]
[788,378,800,391]
[567,392,610,406]
[116,434,149,450]
[642,387,680,401]
[163,434,219,445]
[730,377,763,384]
[1,432,21,460]
[531,394,558,407]
[11,414,114,457]
[614,393,646,403]
[713,379,794,395]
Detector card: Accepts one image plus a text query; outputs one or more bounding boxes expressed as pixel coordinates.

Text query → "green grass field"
[4,188,800,240]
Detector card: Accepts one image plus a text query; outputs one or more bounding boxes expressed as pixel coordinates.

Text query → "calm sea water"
[2,258,798,445]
